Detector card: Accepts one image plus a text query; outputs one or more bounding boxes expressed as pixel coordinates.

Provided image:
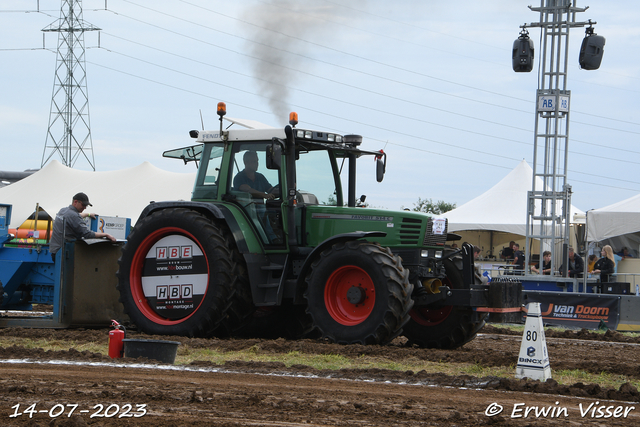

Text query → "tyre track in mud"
[1,361,639,426]
[0,323,639,416]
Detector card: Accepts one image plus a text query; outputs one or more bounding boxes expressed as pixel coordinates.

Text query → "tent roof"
[587,193,640,241]
[0,160,196,228]
[442,159,584,235]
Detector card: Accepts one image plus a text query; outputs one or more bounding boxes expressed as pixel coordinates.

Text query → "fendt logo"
[156,245,193,260]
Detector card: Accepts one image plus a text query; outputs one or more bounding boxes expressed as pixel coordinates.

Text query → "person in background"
[531,250,552,275]
[590,245,616,283]
[512,243,525,274]
[616,247,633,260]
[501,241,516,260]
[587,254,598,273]
[49,192,116,262]
[559,246,584,278]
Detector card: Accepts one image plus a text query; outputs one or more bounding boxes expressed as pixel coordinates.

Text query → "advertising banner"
[523,291,620,330]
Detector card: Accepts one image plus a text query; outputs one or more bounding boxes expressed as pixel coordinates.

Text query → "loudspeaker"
[601,282,630,295]
[579,34,605,70]
[513,36,534,72]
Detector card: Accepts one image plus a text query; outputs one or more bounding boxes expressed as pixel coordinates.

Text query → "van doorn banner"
[523,291,620,330]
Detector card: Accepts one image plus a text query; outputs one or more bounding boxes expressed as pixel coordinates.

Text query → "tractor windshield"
[296,149,340,206]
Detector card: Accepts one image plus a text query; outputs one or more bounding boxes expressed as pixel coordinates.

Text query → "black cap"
[73,192,92,207]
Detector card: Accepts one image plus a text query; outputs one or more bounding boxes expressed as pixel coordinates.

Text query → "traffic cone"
[515,302,552,381]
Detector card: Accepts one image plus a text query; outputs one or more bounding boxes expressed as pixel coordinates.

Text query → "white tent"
[0,160,196,228]
[586,194,640,242]
[585,194,640,258]
[442,159,584,235]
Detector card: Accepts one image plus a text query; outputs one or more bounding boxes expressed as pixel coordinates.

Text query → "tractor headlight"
[421,249,430,258]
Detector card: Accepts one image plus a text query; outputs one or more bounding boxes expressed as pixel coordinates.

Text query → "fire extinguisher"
[108,319,126,359]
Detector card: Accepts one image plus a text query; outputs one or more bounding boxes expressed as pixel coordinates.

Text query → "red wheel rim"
[409,305,453,326]
[129,227,209,325]
[324,265,375,326]
[409,277,454,326]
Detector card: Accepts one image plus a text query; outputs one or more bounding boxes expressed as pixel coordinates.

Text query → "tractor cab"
[176,106,387,252]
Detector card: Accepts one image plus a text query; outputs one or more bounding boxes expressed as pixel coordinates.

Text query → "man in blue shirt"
[50,192,116,262]
[233,151,277,200]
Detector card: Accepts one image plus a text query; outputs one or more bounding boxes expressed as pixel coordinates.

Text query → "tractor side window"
[296,150,338,206]
[192,144,224,200]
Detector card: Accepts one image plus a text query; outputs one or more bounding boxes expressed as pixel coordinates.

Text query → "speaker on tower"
[579,25,605,70]
[512,29,534,73]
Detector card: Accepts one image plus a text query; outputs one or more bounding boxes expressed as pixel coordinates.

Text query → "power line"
[87,58,640,192]
[175,0,640,130]
[105,2,640,143]
[136,54,638,164]
[9,3,640,138]
[5,2,639,196]
[96,31,640,166]
[120,0,526,103]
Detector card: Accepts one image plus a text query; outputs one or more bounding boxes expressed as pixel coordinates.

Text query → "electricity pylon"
[41,0,100,170]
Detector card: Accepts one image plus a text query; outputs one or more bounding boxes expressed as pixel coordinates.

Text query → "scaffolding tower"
[41,0,100,170]
[521,0,596,276]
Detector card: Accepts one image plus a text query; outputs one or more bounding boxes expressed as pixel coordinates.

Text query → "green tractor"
[117,104,520,348]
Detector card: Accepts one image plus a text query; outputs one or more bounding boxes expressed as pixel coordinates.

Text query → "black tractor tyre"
[213,232,255,337]
[304,241,413,345]
[116,208,242,337]
[402,257,487,349]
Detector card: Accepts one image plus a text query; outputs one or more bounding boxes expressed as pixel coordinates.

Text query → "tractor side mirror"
[266,143,282,169]
[376,158,385,182]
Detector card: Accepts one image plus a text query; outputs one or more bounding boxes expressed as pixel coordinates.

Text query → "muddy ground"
[0,324,639,426]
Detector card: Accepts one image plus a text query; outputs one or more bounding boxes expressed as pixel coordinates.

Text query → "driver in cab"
[233,150,278,200]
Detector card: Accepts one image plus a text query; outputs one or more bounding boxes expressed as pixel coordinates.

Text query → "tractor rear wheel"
[402,257,486,349]
[305,241,413,345]
[117,208,243,337]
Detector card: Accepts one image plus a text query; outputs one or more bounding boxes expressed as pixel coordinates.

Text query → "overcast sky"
[1,0,639,213]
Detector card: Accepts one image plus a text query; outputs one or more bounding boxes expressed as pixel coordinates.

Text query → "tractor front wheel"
[305,241,413,345]
[402,258,486,349]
